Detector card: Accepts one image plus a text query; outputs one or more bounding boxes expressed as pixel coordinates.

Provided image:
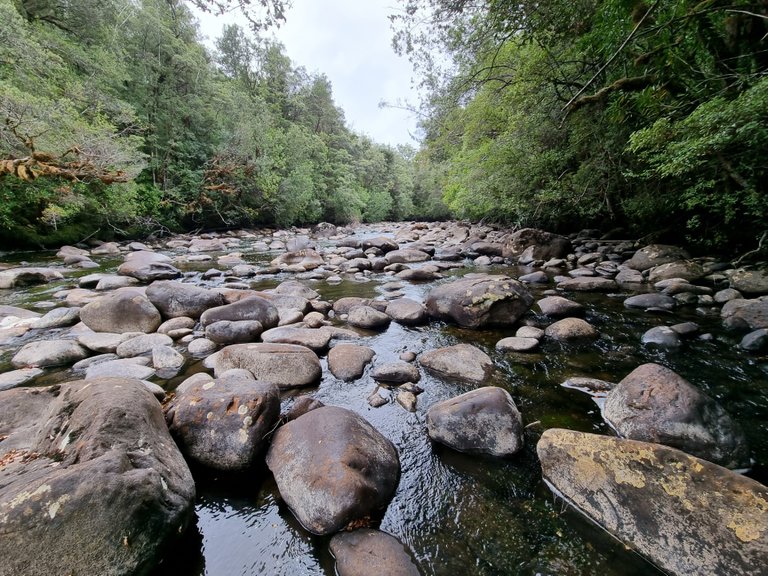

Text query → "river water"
[1,227,766,576]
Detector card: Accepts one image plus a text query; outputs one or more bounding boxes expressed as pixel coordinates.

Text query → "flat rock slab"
[603,363,749,469]
[205,343,321,389]
[330,529,420,576]
[0,368,44,391]
[328,344,375,381]
[260,326,332,353]
[427,386,524,457]
[556,276,617,292]
[85,358,156,380]
[536,296,584,318]
[496,336,539,352]
[419,343,492,384]
[425,275,533,329]
[0,267,64,289]
[117,250,181,282]
[11,339,90,368]
[537,428,768,576]
[266,406,400,535]
[0,378,195,576]
[200,296,279,329]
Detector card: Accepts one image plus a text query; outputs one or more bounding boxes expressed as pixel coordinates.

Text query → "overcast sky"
[196,0,421,147]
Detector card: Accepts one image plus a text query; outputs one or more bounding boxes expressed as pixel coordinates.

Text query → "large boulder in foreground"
[537,428,768,576]
[205,343,321,389]
[603,363,749,469]
[166,372,279,471]
[0,378,195,576]
[330,529,420,576]
[80,290,162,333]
[427,387,524,457]
[425,275,533,329]
[266,406,400,535]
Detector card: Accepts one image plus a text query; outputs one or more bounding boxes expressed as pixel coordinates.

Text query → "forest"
[1,0,766,250]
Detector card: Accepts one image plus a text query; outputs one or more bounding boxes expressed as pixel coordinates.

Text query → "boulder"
[0,368,44,391]
[603,363,749,468]
[271,249,324,270]
[361,236,399,253]
[741,328,768,352]
[271,280,320,300]
[260,326,332,353]
[384,249,431,264]
[200,296,279,329]
[80,291,162,333]
[641,326,681,348]
[556,276,617,292]
[0,267,63,289]
[721,297,768,331]
[648,261,706,283]
[427,387,524,457]
[728,267,768,295]
[11,340,90,368]
[152,346,185,372]
[77,332,133,353]
[501,228,571,261]
[330,529,420,576]
[333,297,370,315]
[383,298,427,326]
[419,343,492,384]
[371,362,420,384]
[117,250,181,281]
[166,374,280,471]
[623,293,676,311]
[625,244,690,271]
[495,336,539,352]
[29,307,81,329]
[145,280,225,319]
[265,406,400,535]
[187,338,218,356]
[348,305,391,330]
[205,320,263,344]
[328,344,375,381]
[205,343,321,389]
[116,333,174,357]
[537,428,768,576]
[425,275,533,329]
[536,296,584,318]
[544,318,599,341]
[0,378,195,576]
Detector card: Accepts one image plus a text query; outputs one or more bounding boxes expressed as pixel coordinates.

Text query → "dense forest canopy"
[0,0,766,250]
[0,0,446,247]
[392,0,768,249]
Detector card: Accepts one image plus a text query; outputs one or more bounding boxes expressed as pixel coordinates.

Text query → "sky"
[195,0,421,147]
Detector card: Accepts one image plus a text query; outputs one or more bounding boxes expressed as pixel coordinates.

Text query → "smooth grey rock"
[714,288,742,303]
[419,343,492,384]
[561,376,615,394]
[544,318,599,341]
[96,275,141,290]
[330,529,419,576]
[166,377,279,470]
[117,250,181,281]
[425,275,533,329]
[515,326,545,339]
[146,280,225,319]
[721,297,768,331]
[206,343,321,389]
[625,244,690,271]
[205,320,263,344]
[427,387,524,457]
[266,406,400,535]
[200,296,279,329]
[603,363,749,468]
[648,261,706,283]
[157,316,196,335]
[261,326,331,353]
[537,428,767,576]
[519,271,548,284]
[624,293,676,311]
[0,379,195,576]
[11,340,90,368]
[502,228,571,261]
[77,332,133,353]
[728,267,768,295]
[271,249,324,270]
[384,249,430,264]
[740,328,768,352]
[80,291,161,334]
[347,305,391,330]
[0,368,44,391]
[187,338,218,356]
[152,346,185,371]
[556,276,617,292]
[85,358,156,380]
[496,336,539,352]
[536,296,584,318]
[371,362,420,384]
[116,333,173,358]
[328,344,375,381]
[641,326,682,348]
[0,267,63,289]
[30,307,81,329]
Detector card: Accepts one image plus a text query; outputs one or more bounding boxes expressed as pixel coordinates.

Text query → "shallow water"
[1,233,766,576]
